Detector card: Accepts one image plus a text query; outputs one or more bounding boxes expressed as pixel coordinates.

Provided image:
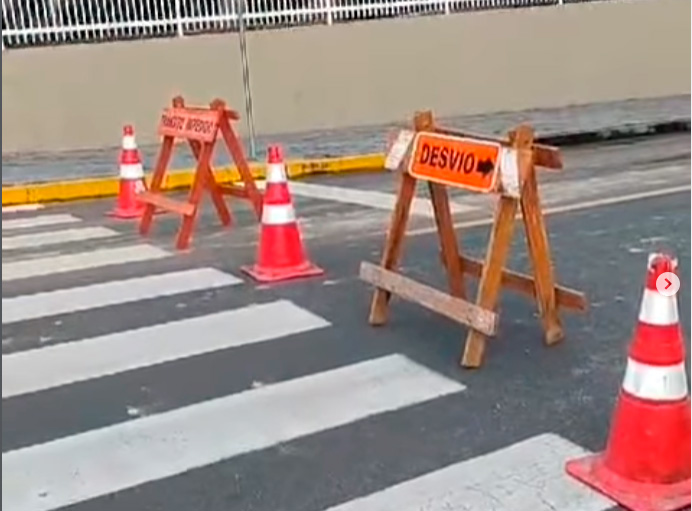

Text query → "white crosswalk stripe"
[2,244,171,281]
[322,433,614,511]
[2,204,45,213]
[2,268,243,324]
[2,213,82,231]
[2,209,607,511]
[2,226,119,251]
[286,181,476,217]
[3,300,331,398]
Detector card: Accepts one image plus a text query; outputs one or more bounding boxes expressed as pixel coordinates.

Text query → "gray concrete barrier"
[2,0,690,155]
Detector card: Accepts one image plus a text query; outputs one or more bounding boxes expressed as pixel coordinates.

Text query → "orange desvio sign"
[157,107,220,143]
[407,132,502,193]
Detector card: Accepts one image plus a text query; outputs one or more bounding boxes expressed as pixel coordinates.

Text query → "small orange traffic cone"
[109,125,147,219]
[241,145,324,283]
[565,253,690,511]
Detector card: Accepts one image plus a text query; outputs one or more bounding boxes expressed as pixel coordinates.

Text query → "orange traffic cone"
[241,144,324,283]
[565,253,690,511]
[109,125,147,219]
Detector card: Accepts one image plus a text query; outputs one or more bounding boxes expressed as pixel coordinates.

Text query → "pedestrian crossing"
[2,209,616,511]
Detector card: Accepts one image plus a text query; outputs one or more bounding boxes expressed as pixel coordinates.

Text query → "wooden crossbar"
[137,192,195,217]
[360,262,498,336]
[439,253,588,312]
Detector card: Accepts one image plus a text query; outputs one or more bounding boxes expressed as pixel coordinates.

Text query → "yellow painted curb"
[2,153,386,207]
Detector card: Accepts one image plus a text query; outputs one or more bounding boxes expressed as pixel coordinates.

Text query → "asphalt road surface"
[2,134,691,511]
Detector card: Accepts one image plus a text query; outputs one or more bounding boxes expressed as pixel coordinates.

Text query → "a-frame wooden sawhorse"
[138,96,263,250]
[360,111,588,368]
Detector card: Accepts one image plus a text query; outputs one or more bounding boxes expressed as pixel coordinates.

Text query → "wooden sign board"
[407,132,502,193]
[158,107,220,143]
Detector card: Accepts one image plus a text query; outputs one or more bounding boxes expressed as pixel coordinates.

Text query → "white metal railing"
[2,0,599,50]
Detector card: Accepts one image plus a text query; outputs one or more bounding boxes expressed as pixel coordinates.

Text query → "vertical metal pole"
[235,0,258,159]
[175,0,184,38]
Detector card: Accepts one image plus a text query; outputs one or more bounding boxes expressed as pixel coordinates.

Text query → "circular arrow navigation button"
[656,272,680,297]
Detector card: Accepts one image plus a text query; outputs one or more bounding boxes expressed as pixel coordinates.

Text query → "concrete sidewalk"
[2,95,689,185]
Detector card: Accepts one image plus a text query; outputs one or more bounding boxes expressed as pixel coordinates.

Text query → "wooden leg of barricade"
[428,182,466,299]
[520,166,564,345]
[176,143,214,250]
[461,195,520,368]
[220,122,263,220]
[140,135,174,237]
[188,139,232,228]
[368,172,417,326]
[461,125,534,368]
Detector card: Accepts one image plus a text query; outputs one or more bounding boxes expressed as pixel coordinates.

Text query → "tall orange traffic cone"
[109,125,147,219]
[241,145,324,283]
[565,253,690,511]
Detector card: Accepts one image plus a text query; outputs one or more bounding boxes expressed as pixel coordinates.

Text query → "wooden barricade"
[138,96,263,250]
[360,111,588,369]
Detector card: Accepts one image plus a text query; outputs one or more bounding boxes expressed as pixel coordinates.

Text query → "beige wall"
[2,0,690,155]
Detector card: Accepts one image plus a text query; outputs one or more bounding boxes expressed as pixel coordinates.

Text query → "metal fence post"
[175,0,185,37]
[235,0,258,160]
[326,0,334,26]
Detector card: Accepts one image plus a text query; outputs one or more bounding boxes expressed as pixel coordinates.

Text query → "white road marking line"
[538,164,689,205]
[2,204,45,213]
[2,213,82,231]
[1,244,171,282]
[2,268,243,324]
[287,181,476,217]
[408,185,692,237]
[1,354,465,511]
[456,164,691,213]
[2,226,119,251]
[250,164,688,223]
[2,300,330,398]
[323,433,614,511]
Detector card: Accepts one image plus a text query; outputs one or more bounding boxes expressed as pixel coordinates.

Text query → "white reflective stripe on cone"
[266,163,287,183]
[262,204,296,225]
[122,135,137,150]
[639,288,679,326]
[120,163,144,180]
[622,358,688,401]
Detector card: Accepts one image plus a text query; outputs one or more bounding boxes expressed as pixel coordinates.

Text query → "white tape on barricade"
[499,147,520,198]
[384,129,415,171]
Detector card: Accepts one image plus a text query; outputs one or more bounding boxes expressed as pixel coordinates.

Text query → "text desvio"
[417,142,492,175]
